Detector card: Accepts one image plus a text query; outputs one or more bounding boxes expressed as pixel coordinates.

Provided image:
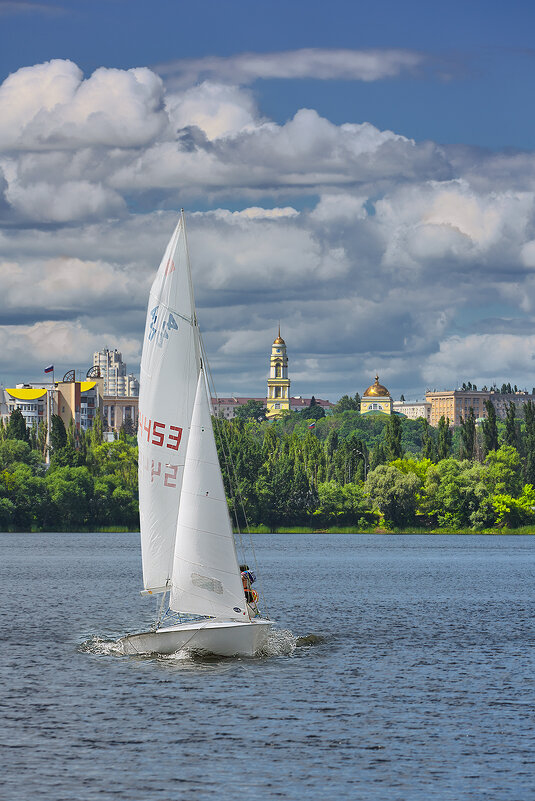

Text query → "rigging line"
[198,331,269,618]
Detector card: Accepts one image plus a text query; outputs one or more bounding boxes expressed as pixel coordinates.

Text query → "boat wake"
[78,635,123,656]
[257,628,297,657]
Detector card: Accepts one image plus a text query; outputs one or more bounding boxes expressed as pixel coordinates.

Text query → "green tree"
[314,480,372,527]
[492,484,535,528]
[50,414,67,451]
[482,400,498,455]
[365,465,420,528]
[436,416,452,461]
[459,408,476,460]
[423,458,492,529]
[301,396,326,420]
[420,418,436,461]
[29,421,38,450]
[7,409,29,443]
[234,400,266,422]
[46,466,93,529]
[67,418,76,449]
[334,394,360,412]
[0,439,40,471]
[91,409,104,446]
[523,401,535,485]
[484,444,522,497]
[1,462,51,529]
[384,414,403,461]
[370,441,387,470]
[0,497,15,530]
[504,402,519,450]
[37,420,47,459]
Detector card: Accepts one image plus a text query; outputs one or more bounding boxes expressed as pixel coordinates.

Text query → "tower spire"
[266,328,290,418]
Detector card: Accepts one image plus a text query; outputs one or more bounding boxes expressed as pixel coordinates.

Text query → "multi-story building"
[102,396,139,432]
[212,397,266,420]
[1,376,104,433]
[1,386,49,430]
[393,400,432,422]
[426,389,535,427]
[288,396,334,413]
[211,395,333,420]
[92,349,139,396]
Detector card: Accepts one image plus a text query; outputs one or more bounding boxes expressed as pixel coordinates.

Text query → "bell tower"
[266,326,290,418]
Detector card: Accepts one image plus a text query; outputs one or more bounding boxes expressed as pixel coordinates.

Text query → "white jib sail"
[138,215,200,592]
[169,370,247,620]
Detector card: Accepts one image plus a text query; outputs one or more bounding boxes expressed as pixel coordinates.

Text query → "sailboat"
[120,211,272,657]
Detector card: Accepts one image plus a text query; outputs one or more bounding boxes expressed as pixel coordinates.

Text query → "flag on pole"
[44,365,54,373]
[308,421,316,429]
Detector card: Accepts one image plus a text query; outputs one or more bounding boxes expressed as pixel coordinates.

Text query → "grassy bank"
[242,525,535,535]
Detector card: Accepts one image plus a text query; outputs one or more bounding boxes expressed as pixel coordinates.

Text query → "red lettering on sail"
[152,421,165,446]
[164,465,178,487]
[151,461,162,483]
[143,415,151,442]
[167,425,182,450]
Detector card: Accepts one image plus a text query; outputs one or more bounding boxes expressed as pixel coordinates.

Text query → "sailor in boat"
[240,564,259,616]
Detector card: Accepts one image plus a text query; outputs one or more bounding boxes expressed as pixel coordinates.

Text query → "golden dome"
[363,375,390,397]
[273,324,285,345]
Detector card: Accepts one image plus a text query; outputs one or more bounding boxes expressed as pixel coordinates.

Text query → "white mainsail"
[169,369,247,620]
[138,215,200,592]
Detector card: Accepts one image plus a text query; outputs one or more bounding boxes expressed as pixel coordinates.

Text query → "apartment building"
[426,389,535,427]
[1,378,103,432]
[92,349,139,397]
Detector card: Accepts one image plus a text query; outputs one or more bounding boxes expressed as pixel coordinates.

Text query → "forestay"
[169,370,247,619]
[138,215,200,592]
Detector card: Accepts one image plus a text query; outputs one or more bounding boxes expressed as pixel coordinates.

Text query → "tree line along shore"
[1,398,535,532]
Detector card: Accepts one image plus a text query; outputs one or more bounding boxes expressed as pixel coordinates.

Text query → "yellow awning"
[6,388,47,400]
[80,381,96,393]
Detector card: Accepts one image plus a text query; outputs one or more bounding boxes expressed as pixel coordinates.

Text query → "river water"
[1,532,534,800]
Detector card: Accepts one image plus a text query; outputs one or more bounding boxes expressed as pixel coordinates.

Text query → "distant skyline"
[2,0,535,400]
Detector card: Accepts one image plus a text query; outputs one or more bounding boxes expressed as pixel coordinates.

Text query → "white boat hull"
[120,618,272,657]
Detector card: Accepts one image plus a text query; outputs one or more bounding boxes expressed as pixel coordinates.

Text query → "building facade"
[392,400,432,422]
[102,396,139,432]
[266,329,291,418]
[425,389,535,427]
[1,378,104,434]
[211,395,333,420]
[93,348,139,397]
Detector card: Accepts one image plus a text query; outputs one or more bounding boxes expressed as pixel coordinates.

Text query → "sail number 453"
[139,414,182,450]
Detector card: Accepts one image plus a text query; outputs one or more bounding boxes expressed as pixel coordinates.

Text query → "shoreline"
[2,526,535,535]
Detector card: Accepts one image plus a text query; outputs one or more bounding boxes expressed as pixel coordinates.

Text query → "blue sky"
[1,0,535,399]
[3,0,535,148]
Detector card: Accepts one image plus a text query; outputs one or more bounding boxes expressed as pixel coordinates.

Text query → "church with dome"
[361,375,393,415]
